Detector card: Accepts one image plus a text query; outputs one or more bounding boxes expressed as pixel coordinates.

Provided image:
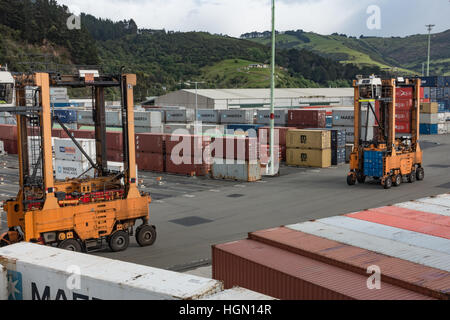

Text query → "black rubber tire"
[347,174,356,186]
[384,177,393,189]
[108,230,130,252]
[58,239,82,252]
[393,174,402,187]
[136,225,157,247]
[357,172,366,184]
[408,171,416,183]
[416,168,425,181]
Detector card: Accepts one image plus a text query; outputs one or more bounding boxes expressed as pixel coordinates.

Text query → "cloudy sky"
[58,0,450,38]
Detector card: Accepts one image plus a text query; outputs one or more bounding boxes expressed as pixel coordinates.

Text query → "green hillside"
[246,30,450,76]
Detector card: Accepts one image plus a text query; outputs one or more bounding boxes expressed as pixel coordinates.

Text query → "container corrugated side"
[212,239,432,300]
[0,242,222,300]
[286,221,450,272]
[201,287,276,300]
[249,227,450,300]
[318,216,450,255]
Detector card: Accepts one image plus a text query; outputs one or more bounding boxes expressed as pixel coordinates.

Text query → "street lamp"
[426,24,435,77]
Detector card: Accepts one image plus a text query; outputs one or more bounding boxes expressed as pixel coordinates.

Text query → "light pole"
[268,0,278,176]
[426,24,435,77]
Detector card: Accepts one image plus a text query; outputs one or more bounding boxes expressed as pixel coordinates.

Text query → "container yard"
[0,0,449,309]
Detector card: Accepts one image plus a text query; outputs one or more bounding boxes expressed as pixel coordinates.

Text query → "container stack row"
[213,193,450,300]
[420,76,450,135]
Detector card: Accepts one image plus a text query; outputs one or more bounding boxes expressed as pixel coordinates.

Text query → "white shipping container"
[107,161,138,182]
[438,123,447,135]
[0,242,223,300]
[50,87,68,96]
[256,109,288,126]
[220,110,254,124]
[317,216,450,255]
[134,111,162,127]
[77,110,94,125]
[54,138,96,162]
[332,108,376,127]
[286,221,450,272]
[106,111,122,127]
[165,109,195,123]
[212,159,261,182]
[55,159,95,180]
[420,113,439,124]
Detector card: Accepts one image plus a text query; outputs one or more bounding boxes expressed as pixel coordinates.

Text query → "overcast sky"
[57,0,450,38]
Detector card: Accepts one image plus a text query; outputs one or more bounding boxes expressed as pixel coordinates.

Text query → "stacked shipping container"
[213,193,450,300]
[420,76,450,135]
[286,129,331,168]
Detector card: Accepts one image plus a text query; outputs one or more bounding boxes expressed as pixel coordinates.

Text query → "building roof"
[182,88,353,100]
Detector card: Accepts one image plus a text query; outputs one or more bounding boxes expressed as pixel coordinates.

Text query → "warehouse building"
[154,88,354,110]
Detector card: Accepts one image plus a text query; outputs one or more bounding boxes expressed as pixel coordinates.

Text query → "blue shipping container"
[53,109,77,123]
[420,76,444,87]
[420,124,438,135]
[363,151,384,177]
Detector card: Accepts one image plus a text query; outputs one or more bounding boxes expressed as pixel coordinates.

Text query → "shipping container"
[107,149,124,162]
[211,136,258,162]
[420,124,438,135]
[257,127,289,146]
[0,124,17,141]
[136,153,165,173]
[225,124,263,137]
[395,121,411,134]
[420,76,444,87]
[420,102,438,114]
[220,110,254,124]
[106,131,123,151]
[196,110,220,123]
[211,159,261,182]
[135,133,165,154]
[396,99,413,110]
[134,111,162,128]
[165,134,210,157]
[52,109,77,124]
[106,111,122,127]
[165,109,195,123]
[259,144,284,163]
[420,113,439,124]
[332,109,376,127]
[332,126,375,143]
[347,207,450,240]
[55,159,95,180]
[166,156,210,176]
[286,148,331,168]
[332,147,346,166]
[249,227,449,300]
[0,242,223,300]
[50,87,68,96]
[54,138,96,162]
[212,239,431,300]
[72,130,95,140]
[286,221,450,272]
[286,129,331,150]
[288,110,326,128]
[256,109,288,126]
[345,144,353,163]
[396,87,413,99]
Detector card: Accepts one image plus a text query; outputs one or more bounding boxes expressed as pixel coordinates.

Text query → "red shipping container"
[73,130,95,139]
[395,110,411,122]
[259,144,282,164]
[2,139,18,154]
[165,156,210,176]
[0,124,18,141]
[396,99,413,110]
[420,87,424,99]
[258,127,289,146]
[211,136,258,161]
[212,239,431,300]
[165,134,210,157]
[136,133,165,154]
[249,227,449,300]
[136,152,165,172]
[396,87,413,99]
[107,149,123,162]
[395,121,411,133]
[288,110,326,128]
[106,131,123,151]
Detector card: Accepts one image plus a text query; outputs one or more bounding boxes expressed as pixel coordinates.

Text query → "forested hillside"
[0,0,386,101]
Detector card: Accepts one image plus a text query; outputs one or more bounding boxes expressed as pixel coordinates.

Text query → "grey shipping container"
[165,109,195,123]
[420,114,439,125]
[134,111,162,127]
[211,158,261,182]
[220,110,254,124]
[77,110,94,126]
[333,126,375,143]
[197,110,220,123]
[106,111,122,127]
[256,109,288,126]
[332,108,376,127]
